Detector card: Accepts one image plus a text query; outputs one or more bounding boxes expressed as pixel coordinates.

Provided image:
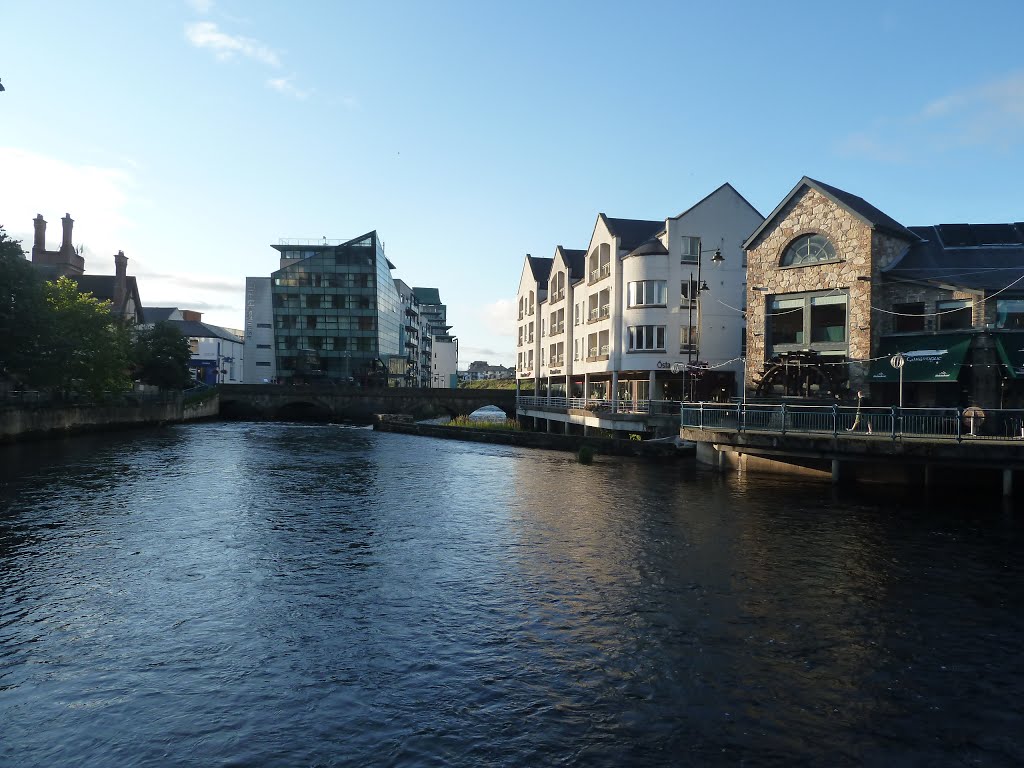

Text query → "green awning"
[994,334,1024,379]
[868,334,972,383]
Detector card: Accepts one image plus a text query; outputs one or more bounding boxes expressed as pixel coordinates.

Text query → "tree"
[37,276,132,398]
[133,322,193,389]
[0,226,48,384]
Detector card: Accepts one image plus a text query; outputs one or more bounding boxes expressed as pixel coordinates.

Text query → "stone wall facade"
[744,187,914,394]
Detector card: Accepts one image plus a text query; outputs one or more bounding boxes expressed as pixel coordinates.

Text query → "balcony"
[588,264,611,284]
[587,307,610,323]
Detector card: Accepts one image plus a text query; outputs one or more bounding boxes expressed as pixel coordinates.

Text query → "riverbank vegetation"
[446,415,521,430]
[1,227,193,399]
[458,380,517,390]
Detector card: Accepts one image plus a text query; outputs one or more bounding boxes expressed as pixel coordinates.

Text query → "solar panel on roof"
[971,224,1023,245]
[937,223,975,247]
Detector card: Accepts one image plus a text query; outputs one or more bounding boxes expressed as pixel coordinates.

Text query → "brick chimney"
[60,213,74,252]
[33,214,47,251]
[113,250,128,312]
[181,310,203,322]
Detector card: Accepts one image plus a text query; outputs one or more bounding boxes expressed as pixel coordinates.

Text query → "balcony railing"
[681,403,1024,442]
[589,264,611,284]
[518,396,680,417]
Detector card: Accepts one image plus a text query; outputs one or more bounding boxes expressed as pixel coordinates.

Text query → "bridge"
[218,384,516,423]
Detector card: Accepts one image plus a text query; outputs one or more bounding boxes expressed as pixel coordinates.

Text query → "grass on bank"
[458,380,517,390]
[446,415,521,431]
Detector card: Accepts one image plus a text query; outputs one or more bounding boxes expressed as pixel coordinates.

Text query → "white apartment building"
[516,183,764,410]
[431,336,458,388]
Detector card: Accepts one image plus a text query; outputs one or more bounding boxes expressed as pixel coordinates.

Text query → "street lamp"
[683,238,723,401]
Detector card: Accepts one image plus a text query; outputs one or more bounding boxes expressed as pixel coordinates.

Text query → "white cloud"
[839,70,1024,161]
[267,76,311,101]
[480,298,515,337]
[0,147,135,257]
[185,0,213,13]
[184,21,279,67]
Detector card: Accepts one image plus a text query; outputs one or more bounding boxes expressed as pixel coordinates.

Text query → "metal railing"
[681,403,1024,442]
[518,395,680,417]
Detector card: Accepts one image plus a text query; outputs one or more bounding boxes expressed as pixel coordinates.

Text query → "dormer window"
[781,234,837,267]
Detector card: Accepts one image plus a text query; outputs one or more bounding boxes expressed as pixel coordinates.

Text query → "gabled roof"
[743,176,919,249]
[883,223,1024,292]
[601,215,665,252]
[669,181,763,222]
[167,319,243,344]
[412,287,442,305]
[555,247,586,280]
[143,307,179,324]
[72,275,144,322]
[526,255,553,283]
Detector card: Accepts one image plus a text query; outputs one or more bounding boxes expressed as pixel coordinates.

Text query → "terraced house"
[516,183,763,434]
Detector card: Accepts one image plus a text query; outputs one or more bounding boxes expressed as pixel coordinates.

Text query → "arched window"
[781,234,837,267]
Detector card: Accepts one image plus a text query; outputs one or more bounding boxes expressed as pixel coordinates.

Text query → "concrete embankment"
[1,392,220,443]
[373,417,693,458]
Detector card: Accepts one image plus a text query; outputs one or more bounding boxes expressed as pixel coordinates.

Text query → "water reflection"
[0,424,1021,767]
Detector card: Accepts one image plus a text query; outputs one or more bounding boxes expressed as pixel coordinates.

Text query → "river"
[0,423,1021,766]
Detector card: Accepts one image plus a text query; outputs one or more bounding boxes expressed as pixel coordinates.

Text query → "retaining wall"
[373,417,692,458]
[1,393,220,443]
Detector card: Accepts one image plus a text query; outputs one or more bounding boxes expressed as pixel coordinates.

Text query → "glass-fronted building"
[269,231,402,384]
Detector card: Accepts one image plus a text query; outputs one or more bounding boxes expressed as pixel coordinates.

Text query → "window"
[766,292,849,354]
[256,361,271,367]
[769,297,805,345]
[257,323,272,329]
[680,279,698,306]
[893,302,926,333]
[256,344,271,349]
[810,294,847,343]
[627,280,668,307]
[681,325,696,354]
[680,236,701,264]
[588,244,611,283]
[781,234,837,267]
[588,289,610,321]
[628,325,666,351]
[996,299,1024,329]
[574,303,580,326]
[549,271,565,300]
[587,332,598,359]
[937,299,972,330]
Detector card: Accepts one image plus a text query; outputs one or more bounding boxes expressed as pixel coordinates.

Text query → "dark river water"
[1,423,1021,767]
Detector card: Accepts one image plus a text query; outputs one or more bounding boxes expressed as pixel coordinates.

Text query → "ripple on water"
[0,424,1022,767]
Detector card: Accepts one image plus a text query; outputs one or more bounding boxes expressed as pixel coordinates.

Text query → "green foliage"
[458,379,517,390]
[577,445,594,464]
[134,322,193,389]
[0,227,49,383]
[37,277,132,398]
[446,415,520,430]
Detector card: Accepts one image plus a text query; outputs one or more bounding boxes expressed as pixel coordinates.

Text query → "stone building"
[744,177,1024,411]
[30,212,143,323]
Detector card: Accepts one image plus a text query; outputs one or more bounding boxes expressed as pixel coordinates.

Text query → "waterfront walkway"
[679,402,1024,496]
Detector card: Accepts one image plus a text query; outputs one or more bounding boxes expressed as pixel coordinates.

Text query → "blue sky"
[3,0,1023,366]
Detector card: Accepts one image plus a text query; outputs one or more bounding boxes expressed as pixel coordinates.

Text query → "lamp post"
[685,237,723,399]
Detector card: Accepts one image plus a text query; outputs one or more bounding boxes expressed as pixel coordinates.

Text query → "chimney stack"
[113,251,128,311]
[61,213,74,251]
[33,214,46,250]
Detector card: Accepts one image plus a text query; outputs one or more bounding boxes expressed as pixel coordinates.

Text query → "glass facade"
[269,232,401,384]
